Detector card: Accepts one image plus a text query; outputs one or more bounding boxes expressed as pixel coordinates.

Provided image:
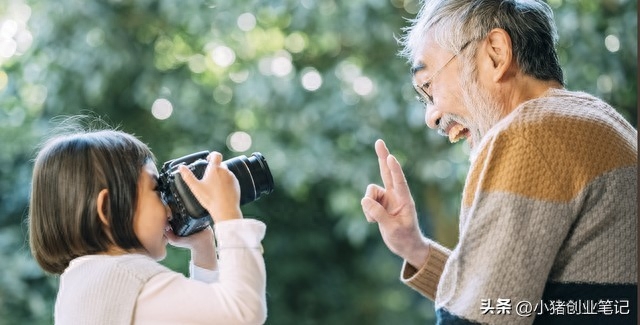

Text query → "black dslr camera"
[159,151,274,236]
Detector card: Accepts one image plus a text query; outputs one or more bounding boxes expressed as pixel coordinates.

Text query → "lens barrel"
[224,153,275,205]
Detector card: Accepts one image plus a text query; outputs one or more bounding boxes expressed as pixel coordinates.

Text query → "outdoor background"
[0,0,636,324]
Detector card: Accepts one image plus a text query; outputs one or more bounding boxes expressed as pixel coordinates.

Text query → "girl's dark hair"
[29,128,155,274]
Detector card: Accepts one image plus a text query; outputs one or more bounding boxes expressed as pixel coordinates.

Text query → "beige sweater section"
[400,89,637,324]
[54,219,267,325]
[55,254,168,325]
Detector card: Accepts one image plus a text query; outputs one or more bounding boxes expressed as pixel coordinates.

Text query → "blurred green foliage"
[0,0,636,324]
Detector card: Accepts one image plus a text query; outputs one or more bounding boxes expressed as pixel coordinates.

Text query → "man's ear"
[485,28,514,82]
[96,189,110,226]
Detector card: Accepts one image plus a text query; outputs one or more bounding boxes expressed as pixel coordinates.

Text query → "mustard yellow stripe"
[463,116,636,207]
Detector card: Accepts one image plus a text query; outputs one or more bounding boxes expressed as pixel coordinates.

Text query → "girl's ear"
[96,189,110,226]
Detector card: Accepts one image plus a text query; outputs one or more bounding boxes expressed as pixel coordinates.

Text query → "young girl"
[28,128,267,324]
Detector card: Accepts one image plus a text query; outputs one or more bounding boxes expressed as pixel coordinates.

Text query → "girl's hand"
[178,152,243,223]
[165,225,217,271]
[165,224,214,250]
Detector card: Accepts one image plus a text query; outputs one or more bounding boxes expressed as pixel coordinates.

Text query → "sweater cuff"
[400,242,450,301]
[189,260,220,283]
[214,218,266,250]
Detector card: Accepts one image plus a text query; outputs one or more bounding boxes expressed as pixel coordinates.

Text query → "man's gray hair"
[400,0,564,85]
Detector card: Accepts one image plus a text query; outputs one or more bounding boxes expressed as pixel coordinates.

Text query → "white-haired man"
[361,1,637,324]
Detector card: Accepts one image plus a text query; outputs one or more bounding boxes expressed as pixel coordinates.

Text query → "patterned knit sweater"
[401,89,637,324]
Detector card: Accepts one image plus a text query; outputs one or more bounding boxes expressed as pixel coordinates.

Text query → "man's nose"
[425,105,442,129]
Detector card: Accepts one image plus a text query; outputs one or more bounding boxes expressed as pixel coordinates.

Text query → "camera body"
[159,151,274,236]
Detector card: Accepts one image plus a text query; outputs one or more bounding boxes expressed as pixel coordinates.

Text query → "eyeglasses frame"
[413,41,472,107]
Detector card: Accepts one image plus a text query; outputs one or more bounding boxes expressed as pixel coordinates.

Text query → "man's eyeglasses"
[413,41,471,107]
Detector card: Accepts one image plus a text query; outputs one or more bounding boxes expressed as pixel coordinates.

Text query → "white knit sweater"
[54,219,267,325]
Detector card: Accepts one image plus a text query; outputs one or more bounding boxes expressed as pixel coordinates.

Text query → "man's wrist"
[404,238,431,270]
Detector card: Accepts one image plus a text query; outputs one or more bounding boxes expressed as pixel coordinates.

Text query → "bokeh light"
[0,19,18,38]
[0,38,16,58]
[151,98,173,120]
[227,131,252,152]
[209,45,236,68]
[237,13,257,32]
[353,76,374,96]
[597,74,614,93]
[213,85,233,104]
[20,83,47,110]
[335,60,361,83]
[285,32,307,53]
[0,2,32,64]
[301,68,322,91]
[229,70,250,83]
[271,51,293,77]
[188,54,207,73]
[604,34,620,52]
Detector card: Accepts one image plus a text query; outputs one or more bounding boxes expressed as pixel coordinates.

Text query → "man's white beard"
[459,62,503,156]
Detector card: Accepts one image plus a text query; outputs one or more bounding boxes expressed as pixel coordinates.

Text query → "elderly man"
[361,1,637,324]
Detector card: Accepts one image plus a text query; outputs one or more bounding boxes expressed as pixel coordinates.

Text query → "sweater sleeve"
[400,240,450,300]
[134,219,267,325]
[190,261,219,283]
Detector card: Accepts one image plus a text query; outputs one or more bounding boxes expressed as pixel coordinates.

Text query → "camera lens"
[224,152,275,205]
